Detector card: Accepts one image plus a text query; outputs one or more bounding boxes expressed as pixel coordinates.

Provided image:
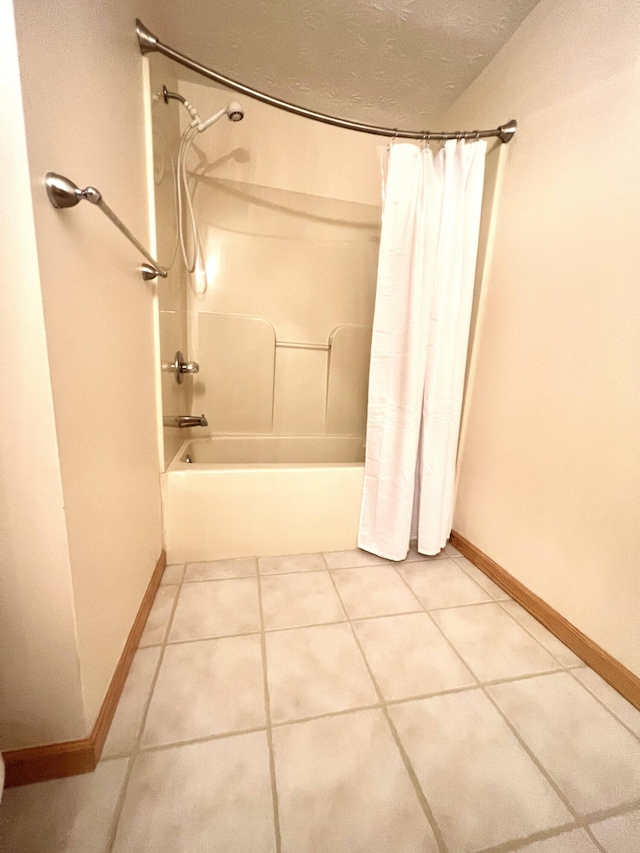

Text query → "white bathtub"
[162,435,365,563]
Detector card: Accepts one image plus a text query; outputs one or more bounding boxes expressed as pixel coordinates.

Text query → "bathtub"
[162,435,365,563]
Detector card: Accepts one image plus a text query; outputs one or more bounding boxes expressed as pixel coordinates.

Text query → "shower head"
[227,101,244,122]
[197,101,245,131]
[161,85,244,130]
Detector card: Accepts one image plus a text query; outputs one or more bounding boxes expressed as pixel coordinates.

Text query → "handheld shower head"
[227,101,244,122]
[197,101,245,131]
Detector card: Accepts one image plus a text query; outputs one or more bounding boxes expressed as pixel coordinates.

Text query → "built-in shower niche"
[190,177,380,436]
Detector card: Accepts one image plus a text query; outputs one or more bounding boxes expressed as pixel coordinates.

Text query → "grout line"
[475,822,587,853]
[164,629,262,646]
[102,666,608,759]
[256,570,282,853]
[474,823,593,853]
[450,559,514,602]
[392,561,569,680]
[495,599,578,669]
[392,566,590,847]
[390,559,493,609]
[564,666,640,745]
[101,552,640,853]
[324,559,450,853]
[583,825,609,853]
[136,724,269,756]
[422,598,505,612]
[271,702,383,729]
[104,567,185,853]
[182,573,259,583]
[418,594,583,825]
[425,609,586,845]
[475,793,640,853]
[179,559,450,583]
[482,685,580,817]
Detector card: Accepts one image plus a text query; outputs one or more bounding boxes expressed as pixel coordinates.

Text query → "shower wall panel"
[148,55,192,467]
[176,80,382,437]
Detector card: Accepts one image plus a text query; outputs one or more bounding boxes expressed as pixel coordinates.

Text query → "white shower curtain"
[358,138,487,560]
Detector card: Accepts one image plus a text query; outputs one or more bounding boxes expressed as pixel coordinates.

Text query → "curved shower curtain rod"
[136,20,517,144]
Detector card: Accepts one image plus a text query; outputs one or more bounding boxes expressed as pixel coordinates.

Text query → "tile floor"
[2,544,640,853]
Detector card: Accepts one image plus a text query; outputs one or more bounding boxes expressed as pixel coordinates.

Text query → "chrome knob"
[163,351,200,384]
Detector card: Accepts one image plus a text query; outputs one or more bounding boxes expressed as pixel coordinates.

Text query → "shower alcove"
[149,55,383,561]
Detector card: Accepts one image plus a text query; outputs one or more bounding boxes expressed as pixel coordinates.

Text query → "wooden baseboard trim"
[4,550,166,788]
[450,531,640,711]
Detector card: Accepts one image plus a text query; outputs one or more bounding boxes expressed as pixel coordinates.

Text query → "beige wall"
[443,0,640,674]
[12,0,163,729]
[0,0,86,750]
[170,80,382,441]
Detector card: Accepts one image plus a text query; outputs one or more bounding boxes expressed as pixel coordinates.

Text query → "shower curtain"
[358,138,487,560]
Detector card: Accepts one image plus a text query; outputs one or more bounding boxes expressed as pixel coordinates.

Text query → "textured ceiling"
[147,0,540,127]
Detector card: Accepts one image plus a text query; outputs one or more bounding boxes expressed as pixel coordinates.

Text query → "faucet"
[163,414,208,429]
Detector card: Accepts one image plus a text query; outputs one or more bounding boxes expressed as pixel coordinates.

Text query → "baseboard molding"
[4,550,166,788]
[450,531,640,711]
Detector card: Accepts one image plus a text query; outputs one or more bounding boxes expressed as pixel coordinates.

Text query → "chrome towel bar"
[45,172,167,281]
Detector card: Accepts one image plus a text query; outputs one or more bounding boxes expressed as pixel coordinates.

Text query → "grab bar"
[45,173,167,281]
[276,340,331,352]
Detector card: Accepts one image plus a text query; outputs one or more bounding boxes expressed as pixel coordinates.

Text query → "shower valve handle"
[163,351,200,384]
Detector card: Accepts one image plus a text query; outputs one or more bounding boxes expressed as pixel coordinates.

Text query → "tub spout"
[163,414,208,428]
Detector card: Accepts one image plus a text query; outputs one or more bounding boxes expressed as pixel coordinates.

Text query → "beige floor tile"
[590,809,640,853]
[260,571,345,630]
[389,689,571,851]
[102,646,161,758]
[453,555,511,600]
[273,709,438,853]
[258,552,326,574]
[331,565,421,618]
[501,600,583,667]
[112,732,275,853]
[399,558,492,609]
[432,603,560,682]
[139,585,178,647]
[443,542,462,558]
[489,672,640,813]
[141,635,265,747]
[266,623,376,722]
[161,564,184,585]
[394,544,446,563]
[572,668,640,736]
[185,557,257,581]
[353,613,475,700]
[0,758,128,853]
[168,578,260,642]
[323,548,390,569]
[515,829,601,852]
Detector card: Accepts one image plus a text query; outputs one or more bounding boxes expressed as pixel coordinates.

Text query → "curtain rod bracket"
[135,19,516,144]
